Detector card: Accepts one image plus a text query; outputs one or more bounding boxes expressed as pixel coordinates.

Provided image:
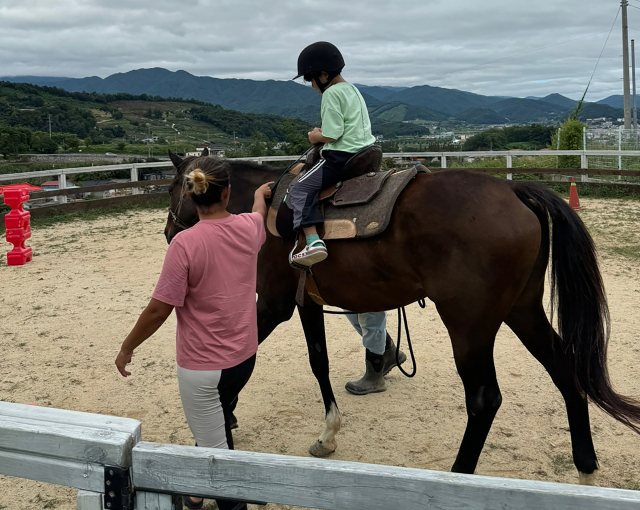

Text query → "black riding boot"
[382,333,407,375]
[345,349,386,395]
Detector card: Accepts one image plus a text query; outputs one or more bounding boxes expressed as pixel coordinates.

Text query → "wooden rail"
[131,442,640,510]
[1,401,639,510]
[0,402,140,509]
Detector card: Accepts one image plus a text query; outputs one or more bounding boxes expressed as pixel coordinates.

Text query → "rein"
[268,145,317,204]
[324,298,426,379]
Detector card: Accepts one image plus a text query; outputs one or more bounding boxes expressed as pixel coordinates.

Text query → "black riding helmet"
[294,42,345,92]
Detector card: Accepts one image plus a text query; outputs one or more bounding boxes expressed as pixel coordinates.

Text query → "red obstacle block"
[1,184,41,266]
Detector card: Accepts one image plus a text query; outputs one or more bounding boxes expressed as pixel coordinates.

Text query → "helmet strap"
[315,70,341,93]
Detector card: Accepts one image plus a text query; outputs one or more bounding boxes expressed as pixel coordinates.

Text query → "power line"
[578,6,621,105]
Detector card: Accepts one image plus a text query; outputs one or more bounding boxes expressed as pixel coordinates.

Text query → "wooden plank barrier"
[0,402,141,509]
[1,404,639,510]
[132,442,640,510]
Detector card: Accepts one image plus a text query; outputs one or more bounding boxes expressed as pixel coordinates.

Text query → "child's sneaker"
[290,239,328,267]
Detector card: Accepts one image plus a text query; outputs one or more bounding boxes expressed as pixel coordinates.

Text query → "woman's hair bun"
[187,168,216,195]
[181,157,230,208]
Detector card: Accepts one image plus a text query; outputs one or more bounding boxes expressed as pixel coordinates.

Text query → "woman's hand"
[115,349,133,377]
[114,298,173,378]
[255,182,274,200]
[253,181,274,219]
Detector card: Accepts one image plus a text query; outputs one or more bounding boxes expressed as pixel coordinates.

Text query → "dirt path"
[1,198,639,510]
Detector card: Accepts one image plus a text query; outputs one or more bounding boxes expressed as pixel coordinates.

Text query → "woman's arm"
[252,181,274,220]
[115,298,174,377]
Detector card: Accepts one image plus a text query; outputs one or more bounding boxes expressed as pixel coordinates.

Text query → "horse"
[164,149,640,483]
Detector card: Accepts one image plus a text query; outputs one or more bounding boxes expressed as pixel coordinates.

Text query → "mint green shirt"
[320,82,376,153]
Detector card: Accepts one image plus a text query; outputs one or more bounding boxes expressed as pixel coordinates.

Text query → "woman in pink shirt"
[115,156,272,510]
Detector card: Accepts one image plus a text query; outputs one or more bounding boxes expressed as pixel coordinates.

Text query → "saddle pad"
[270,171,297,211]
[324,167,417,238]
[331,169,395,207]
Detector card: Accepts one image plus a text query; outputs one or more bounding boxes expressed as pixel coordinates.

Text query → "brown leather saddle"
[268,144,421,241]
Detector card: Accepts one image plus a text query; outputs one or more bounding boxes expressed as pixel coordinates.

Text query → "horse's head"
[164,148,209,244]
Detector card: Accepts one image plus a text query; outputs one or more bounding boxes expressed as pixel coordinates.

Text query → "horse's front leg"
[257,292,296,344]
[297,301,342,457]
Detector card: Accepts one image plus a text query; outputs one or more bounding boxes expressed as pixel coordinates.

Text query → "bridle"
[167,205,194,231]
[167,183,195,232]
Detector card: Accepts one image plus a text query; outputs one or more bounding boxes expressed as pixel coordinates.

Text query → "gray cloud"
[0,0,635,100]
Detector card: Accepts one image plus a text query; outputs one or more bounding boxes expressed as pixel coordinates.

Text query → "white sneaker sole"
[292,249,328,266]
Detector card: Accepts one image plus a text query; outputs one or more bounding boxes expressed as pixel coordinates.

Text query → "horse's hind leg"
[436,302,504,474]
[505,303,598,484]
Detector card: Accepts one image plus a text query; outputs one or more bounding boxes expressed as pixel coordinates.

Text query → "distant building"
[80,180,116,199]
[37,180,78,204]
[187,143,228,158]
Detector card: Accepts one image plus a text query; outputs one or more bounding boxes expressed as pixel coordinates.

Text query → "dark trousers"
[290,150,353,230]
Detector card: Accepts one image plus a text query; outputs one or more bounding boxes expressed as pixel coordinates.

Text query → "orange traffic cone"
[569,178,581,211]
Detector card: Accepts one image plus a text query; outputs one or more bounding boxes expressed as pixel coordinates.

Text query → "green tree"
[246,131,275,157]
[112,110,124,120]
[63,135,81,151]
[552,119,584,168]
[116,142,127,151]
[281,118,309,155]
[84,137,92,147]
[0,127,32,156]
[463,129,508,151]
[31,131,59,153]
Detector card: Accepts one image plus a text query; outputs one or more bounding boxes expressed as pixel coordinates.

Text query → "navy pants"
[290,150,353,230]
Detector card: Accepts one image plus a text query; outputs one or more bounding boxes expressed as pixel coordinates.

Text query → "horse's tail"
[512,181,640,434]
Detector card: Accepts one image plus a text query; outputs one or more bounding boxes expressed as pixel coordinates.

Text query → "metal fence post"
[58,173,68,204]
[130,164,140,195]
[441,155,447,169]
[506,153,513,180]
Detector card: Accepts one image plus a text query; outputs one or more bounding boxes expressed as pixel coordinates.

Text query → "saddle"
[267,145,421,241]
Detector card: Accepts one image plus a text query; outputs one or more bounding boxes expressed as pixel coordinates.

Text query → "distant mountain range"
[1,68,626,126]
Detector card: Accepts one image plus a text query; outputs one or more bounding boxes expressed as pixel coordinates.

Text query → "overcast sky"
[1,0,637,100]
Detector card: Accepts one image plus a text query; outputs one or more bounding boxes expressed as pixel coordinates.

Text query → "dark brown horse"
[164,150,640,483]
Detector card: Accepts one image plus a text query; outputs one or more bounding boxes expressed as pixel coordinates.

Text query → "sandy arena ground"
[1,198,639,509]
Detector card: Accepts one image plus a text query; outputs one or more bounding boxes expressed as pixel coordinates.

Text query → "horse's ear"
[168,150,184,170]
[201,147,209,157]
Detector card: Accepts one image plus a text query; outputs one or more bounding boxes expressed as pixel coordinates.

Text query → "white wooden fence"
[1,401,639,510]
[3,149,640,191]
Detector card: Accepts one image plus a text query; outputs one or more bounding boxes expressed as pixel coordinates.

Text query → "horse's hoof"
[579,471,599,486]
[309,440,335,458]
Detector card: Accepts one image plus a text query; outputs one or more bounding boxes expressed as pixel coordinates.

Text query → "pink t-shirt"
[152,212,267,370]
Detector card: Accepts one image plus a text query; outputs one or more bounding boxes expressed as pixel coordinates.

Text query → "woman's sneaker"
[290,239,328,267]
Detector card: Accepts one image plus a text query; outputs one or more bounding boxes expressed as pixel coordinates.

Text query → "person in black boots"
[345,312,407,395]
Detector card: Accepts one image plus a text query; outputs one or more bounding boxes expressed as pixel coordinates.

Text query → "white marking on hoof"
[579,471,599,486]
[309,439,335,457]
[313,402,341,456]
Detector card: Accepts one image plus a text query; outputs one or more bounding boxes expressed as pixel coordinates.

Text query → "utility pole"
[622,0,632,129]
[48,114,52,138]
[633,39,638,129]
